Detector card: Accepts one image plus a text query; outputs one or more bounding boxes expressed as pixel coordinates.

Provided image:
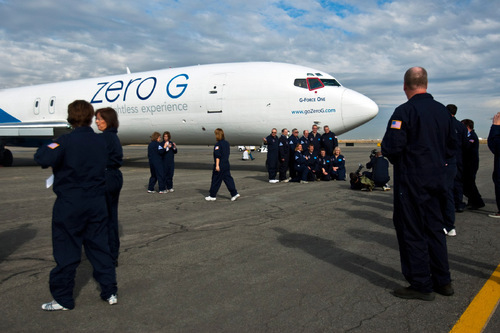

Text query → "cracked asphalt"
[1,143,499,332]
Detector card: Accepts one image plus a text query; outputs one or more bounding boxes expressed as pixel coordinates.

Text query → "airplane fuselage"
[0,62,378,165]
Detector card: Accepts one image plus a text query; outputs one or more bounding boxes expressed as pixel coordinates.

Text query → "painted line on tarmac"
[450,264,500,333]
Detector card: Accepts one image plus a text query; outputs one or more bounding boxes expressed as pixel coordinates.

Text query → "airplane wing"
[0,121,71,147]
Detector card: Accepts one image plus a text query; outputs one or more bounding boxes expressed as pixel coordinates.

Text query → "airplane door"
[206,74,226,114]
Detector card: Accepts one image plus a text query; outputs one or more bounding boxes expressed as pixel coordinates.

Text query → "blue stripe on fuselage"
[0,108,21,123]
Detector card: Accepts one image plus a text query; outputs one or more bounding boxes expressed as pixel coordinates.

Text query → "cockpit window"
[294,77,340,90]
[322,79,341,87]
[294,79,307,89]
[307,78,324,90]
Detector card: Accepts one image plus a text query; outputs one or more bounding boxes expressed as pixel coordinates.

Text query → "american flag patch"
[391,120,402,130]
[48,143,60,149]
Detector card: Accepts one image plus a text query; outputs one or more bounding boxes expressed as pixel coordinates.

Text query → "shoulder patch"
[215,146,220,150]
[48,143,60,149]
[391,120,402,130]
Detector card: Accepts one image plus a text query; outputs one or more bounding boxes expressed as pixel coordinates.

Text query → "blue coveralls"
[462,129,484,207]
[34,126,117,310]
[331,154,346,180]
[278,134,290,181]
[365,156,390,187]
[452,118,468,211]
[488,124,500,213]
[299,136,310,152]
[161,140,177,190]
[305,150,318,180]
[288,135,300,179]
[293,150,308,182]
[101,127,123,265]
[321,131,338,156]
[265,134,279,180]
[209,139,238,197]
[318,155,332,181]
[148,140,166,192]
[382,92,456,293]
[308,132,322,154]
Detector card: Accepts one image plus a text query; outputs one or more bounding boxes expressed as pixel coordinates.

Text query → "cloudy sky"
[0,0,498,139]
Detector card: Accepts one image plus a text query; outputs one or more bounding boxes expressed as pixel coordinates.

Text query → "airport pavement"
[0,143,499,332]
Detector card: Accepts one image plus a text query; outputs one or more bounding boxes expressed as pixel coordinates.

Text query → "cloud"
[0,0,498,138]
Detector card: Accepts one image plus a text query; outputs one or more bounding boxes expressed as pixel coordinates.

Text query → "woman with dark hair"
[95,107,123,267]
[205,128,240,201]
[35,100,117,311]
[147,131,166,193]
[161,131,177,192]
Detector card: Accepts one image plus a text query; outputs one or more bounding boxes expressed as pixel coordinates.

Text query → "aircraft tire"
[1,149,13,167]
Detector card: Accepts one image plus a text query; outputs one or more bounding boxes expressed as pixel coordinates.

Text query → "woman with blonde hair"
[205,128,240,201]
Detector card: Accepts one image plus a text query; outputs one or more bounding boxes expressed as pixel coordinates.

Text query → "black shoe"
[434,283,454,296]
[393,287,435,301]
[468,203,485,210]
[456,207,465,213]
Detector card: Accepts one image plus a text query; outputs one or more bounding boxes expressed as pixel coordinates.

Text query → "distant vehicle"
[258,145,268,153]
[238,146,256,151]
[0,61,378,166]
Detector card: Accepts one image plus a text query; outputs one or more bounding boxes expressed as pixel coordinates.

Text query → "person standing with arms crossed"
[382,67,456,301]
[263,128,279,183]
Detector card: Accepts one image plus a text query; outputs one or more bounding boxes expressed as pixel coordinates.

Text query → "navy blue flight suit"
[292,150,308,182]
[462,129,484,208]
[318,155,332,181]
[305,150,318,180]
[488,124,500,213]
[452,118,468,211]
[308,132,322,154]
[299,135,310,152]
[265,134,279,180]
[321,131,338,156]
[278,134,290,181]
[331,154,346,180]
[365,156,390,187]
[148,140,166,192]
[34,126,117,310]
[382,92,456,293]
[161,140,177,190]
[288,135,300,179]
[101,127,123,266]
[209,139,238,197]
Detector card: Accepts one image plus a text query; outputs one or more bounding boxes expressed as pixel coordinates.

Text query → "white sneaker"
[269,179,279,183]
[447,229,457,237]
[147,190,155,193]
[231,194,240,201]
[168,189,174,192]
[41,300,68,311]
[281,179,290,183]
[205,196,216,201]
[300,180,309,184]
[158,190,167,194]
[383,185,391,191]
[107,294,117,305]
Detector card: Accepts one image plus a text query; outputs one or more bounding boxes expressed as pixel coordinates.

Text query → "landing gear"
[0,145,13,167]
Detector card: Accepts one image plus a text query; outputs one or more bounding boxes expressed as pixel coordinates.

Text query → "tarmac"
[0,143,499,332]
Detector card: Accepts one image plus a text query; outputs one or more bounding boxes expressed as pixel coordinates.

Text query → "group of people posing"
[263,125,346,183]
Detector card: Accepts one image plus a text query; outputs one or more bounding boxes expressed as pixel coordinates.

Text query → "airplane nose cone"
[341,89,379,132]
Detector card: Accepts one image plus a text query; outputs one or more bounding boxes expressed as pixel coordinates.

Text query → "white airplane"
[0,62,378,166]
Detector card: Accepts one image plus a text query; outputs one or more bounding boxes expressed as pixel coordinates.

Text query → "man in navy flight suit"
[321,125,337,156]
[35,100,117,311]
[382,67,456,301]
[264,128,279,183]
[278,128,290,182]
